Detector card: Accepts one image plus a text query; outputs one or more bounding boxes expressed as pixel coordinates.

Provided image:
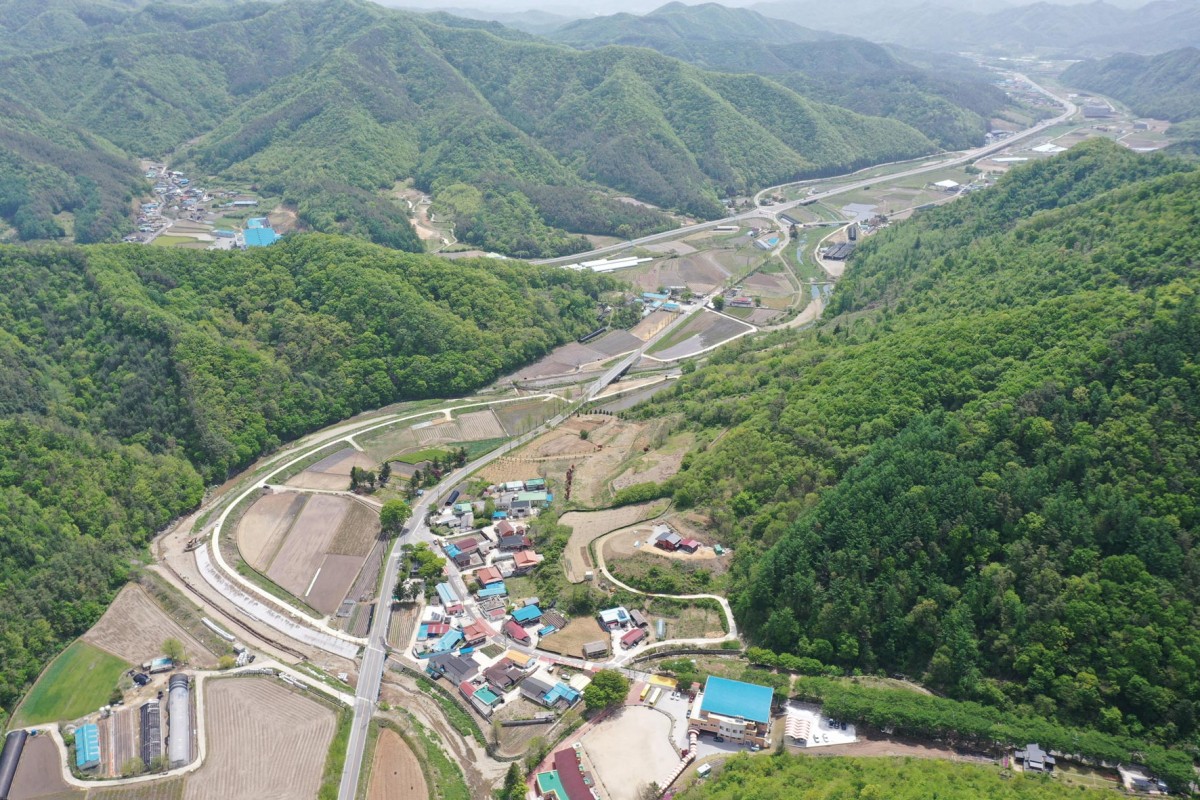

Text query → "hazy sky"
[386,0,1150,14]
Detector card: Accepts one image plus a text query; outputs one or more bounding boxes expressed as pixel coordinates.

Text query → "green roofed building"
[524,478,546,490]
[688,676,774,747]
[75,723,101,770]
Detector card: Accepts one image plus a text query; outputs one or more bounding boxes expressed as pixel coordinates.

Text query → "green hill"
[0,0,937,255]
[1063,47,1200,122]
[548,2,1016,150]
[633,140,1200,752]
[0,234,610,721]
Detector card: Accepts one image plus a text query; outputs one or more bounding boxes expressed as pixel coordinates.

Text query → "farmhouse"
[652,525,682,551]
[521,677,582,709]
[512,550,542,574]
[499,534,533,551]
[476,566,504,587]
[689,676,774,748]
[503,619,532,645]
[484,658,526,692]
[427,653,479,684]
[462,619,494,647]
[512,605,543,625]
[620,628,646,649]
[582,641,609,659]
[678,538,701,553]
[598,607,630,630]
[418,622,451,640]
[1014,743,1056,773]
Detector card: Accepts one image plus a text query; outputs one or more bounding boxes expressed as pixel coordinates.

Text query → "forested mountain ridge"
[549,2,1013,150]
[0,234,611,721]
[634,140,1200,750]
[1063,47,1200,157]
[0,0,936,256]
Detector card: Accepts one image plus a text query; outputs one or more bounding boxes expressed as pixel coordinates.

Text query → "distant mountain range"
[750,0,1200,57]
[549,2,1017,150]
[0,0,946,256]
[1064,47,1200,122]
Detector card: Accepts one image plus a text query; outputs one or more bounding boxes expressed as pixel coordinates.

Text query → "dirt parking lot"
[183,678,335,800]
[367,728,427,800]
[582,707,680,800]
[84,585,217,668]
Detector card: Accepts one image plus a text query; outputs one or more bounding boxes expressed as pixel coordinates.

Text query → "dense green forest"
[0,234,610,723]
[634,140,1200,752]
[680,752,1114,800]
[549,2,1016,150]
[0,0,942,255]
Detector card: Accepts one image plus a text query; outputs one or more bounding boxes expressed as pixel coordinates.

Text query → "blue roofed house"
[511,605,542,625]
[688,676,774,747]
[243,227,282,247]
[75,723,101,770]
[246,217,269,228]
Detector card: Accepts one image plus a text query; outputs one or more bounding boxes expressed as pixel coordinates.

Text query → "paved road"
[531,72,1075,267]
[336,288,719,800]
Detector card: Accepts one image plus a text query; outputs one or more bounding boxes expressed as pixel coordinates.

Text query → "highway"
[532,72,1076,267]
[335,288,717,800]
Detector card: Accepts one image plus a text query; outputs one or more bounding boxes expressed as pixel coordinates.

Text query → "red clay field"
[366,728,427,800]
[183,678,335,800]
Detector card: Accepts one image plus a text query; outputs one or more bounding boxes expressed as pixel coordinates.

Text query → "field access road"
[336,287,721,800]
[531,72,1075,267]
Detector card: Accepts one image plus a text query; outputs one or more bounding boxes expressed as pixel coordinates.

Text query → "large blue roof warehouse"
[700,676,773,724]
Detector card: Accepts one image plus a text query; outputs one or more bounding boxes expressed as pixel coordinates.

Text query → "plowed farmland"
[84,585,217,667]
[366,729,427,800]
[236,492,307,571]
[285,448,377,491]
[183,679,335,800]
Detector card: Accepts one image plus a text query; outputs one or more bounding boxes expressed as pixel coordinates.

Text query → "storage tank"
[0,730,29,800]
[167,674,191,768]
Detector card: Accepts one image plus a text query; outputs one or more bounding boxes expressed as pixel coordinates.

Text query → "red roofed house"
[678,538,702,553]
[512,550,542,575]
[620,628,646,649]
[503,619,532,645]
[495,519,526,539]
[476,565,504,587]
[423,622,450,639]
[462,618,493,647]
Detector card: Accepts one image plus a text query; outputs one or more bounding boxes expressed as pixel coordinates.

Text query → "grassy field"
[15,640,130,725]
[395,447,450,464]
[150,235,201,247]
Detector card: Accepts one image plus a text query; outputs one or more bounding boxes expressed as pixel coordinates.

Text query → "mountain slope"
[0,0,938,255]
[0,233,611,721]
[1063,47,1200,122]
[548,3,1011,149]
[633,140,1200,753]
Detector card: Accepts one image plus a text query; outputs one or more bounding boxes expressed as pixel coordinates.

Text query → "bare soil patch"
[507,343,606,381]
[610,433,692,492]
[581,707,679,800]
[7,733,74,799]
[560,502,669,583]
[454,409,506,440]
[183,678,335,800]
[327,500,380,557]
[367,728,427,800]
[587,330,642,357]
[307,554,365,615]
[536,617,606,658]
[629,311,675,342]
[265,495,348,597]
[286,448,376,492]
[236,492,307,572]
[743,272,792,295]
[89,778,186,800]
[650,311,752,361]
[83,585,217,668]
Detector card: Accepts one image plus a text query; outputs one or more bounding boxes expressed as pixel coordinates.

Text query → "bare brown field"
[366,729,427,800]
[183,679,335,800]
[587,330,642,357]
[87,779,185,800]
[84,585,217,668]
[536,617,606,658]
[629,311,674,342]
[560,502,669,583]
[507,344,606,382]
[286,448,376,492]
[631,253,729,294]
[236,492,307,571]
[743,271,792,295]
[454,409,506,440]
[494,398,565,436]
[386,603,419,649]
[265,495,348,597]
[8,734,75,799]
[307,554,363,615]
[327,501,380,557]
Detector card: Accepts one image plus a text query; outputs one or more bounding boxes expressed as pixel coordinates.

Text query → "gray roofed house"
[582,641,609,659]
[1015,743,1056,772]
[629,609,649,628]
[519,677,554,706]
[428,653,479,684]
